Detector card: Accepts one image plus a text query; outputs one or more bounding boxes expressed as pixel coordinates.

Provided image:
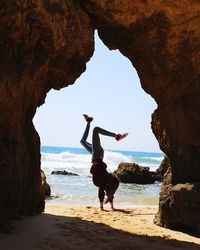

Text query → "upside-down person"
[80,114,128,210]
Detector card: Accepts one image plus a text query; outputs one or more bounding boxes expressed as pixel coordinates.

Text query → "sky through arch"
[33,32,162,153]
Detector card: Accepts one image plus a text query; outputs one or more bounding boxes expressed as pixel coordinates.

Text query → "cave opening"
[33,31,163,207]
[0,0,198,236]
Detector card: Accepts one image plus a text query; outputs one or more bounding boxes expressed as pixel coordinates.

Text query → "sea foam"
[41,150,132,175]
[41,149,162,175]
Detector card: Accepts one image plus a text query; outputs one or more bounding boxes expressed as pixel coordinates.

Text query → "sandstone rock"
[155,170,200,233]
[0,0,200,234]
[0,0,94,226]
[51,170,79,176]
[155,156,170,182]
[41,169,51,197]
[114,162,155,184]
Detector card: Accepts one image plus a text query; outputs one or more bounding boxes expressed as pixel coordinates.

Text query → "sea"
[41,146,164,208]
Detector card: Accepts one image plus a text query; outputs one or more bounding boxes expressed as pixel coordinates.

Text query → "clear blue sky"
[33,32,162,153]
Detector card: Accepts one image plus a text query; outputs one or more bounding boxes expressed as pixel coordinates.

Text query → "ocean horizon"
[41,145,164,207]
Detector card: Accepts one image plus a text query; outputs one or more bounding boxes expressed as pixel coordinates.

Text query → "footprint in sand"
[93,211,100,214]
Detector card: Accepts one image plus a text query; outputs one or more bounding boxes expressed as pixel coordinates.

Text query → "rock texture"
[81,0,200,233]
[154,168,200,233]
[114,162,155,184]
[41,169,51,197]
[0,0,94,227]
[154,156,170,182]
[0,0,200,233]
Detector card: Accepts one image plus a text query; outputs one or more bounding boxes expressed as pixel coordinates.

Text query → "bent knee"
[80,140,86,146]
[93,126,101,134]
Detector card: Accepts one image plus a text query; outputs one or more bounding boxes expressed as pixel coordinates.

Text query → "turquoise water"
[41,146,164,207]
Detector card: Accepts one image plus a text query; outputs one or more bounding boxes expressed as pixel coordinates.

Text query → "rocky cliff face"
[0,0,200,233]
[0,0,94,227]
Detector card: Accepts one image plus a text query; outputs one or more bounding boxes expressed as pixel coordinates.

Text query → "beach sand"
[1,203,200,250]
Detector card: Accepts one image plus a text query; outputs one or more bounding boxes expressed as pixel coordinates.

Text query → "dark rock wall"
[0,0,200,233]
[0,0,94,225]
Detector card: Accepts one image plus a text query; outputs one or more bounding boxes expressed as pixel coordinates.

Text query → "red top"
[90,160,110,202]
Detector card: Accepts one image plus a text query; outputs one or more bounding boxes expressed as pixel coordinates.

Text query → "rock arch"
[0,1,199,233]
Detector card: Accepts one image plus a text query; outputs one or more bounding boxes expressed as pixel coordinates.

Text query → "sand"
[1,203,200,250]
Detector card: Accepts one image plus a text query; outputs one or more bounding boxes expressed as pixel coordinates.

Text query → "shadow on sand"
[0,212,199,250]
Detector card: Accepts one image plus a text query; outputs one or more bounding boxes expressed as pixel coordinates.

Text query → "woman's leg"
[80,123,92,154]
[92,127,116,161]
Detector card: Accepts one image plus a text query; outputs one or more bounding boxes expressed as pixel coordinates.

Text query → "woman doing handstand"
[80,114,128,210]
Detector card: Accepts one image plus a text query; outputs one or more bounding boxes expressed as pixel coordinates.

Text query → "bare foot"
[115,133,128,141]
[100,202,104,211]
[83,114,93,122]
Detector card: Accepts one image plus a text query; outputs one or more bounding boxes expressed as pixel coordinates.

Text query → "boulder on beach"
[51,170,79,176]
[114,162,155,184]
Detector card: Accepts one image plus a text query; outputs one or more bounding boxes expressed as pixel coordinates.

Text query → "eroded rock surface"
[0,0,94,227]
[114,162,155,184]
[154,169,200,233]
[154,156,170,182]
[0,0,200,233]
[41,169,51,197]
